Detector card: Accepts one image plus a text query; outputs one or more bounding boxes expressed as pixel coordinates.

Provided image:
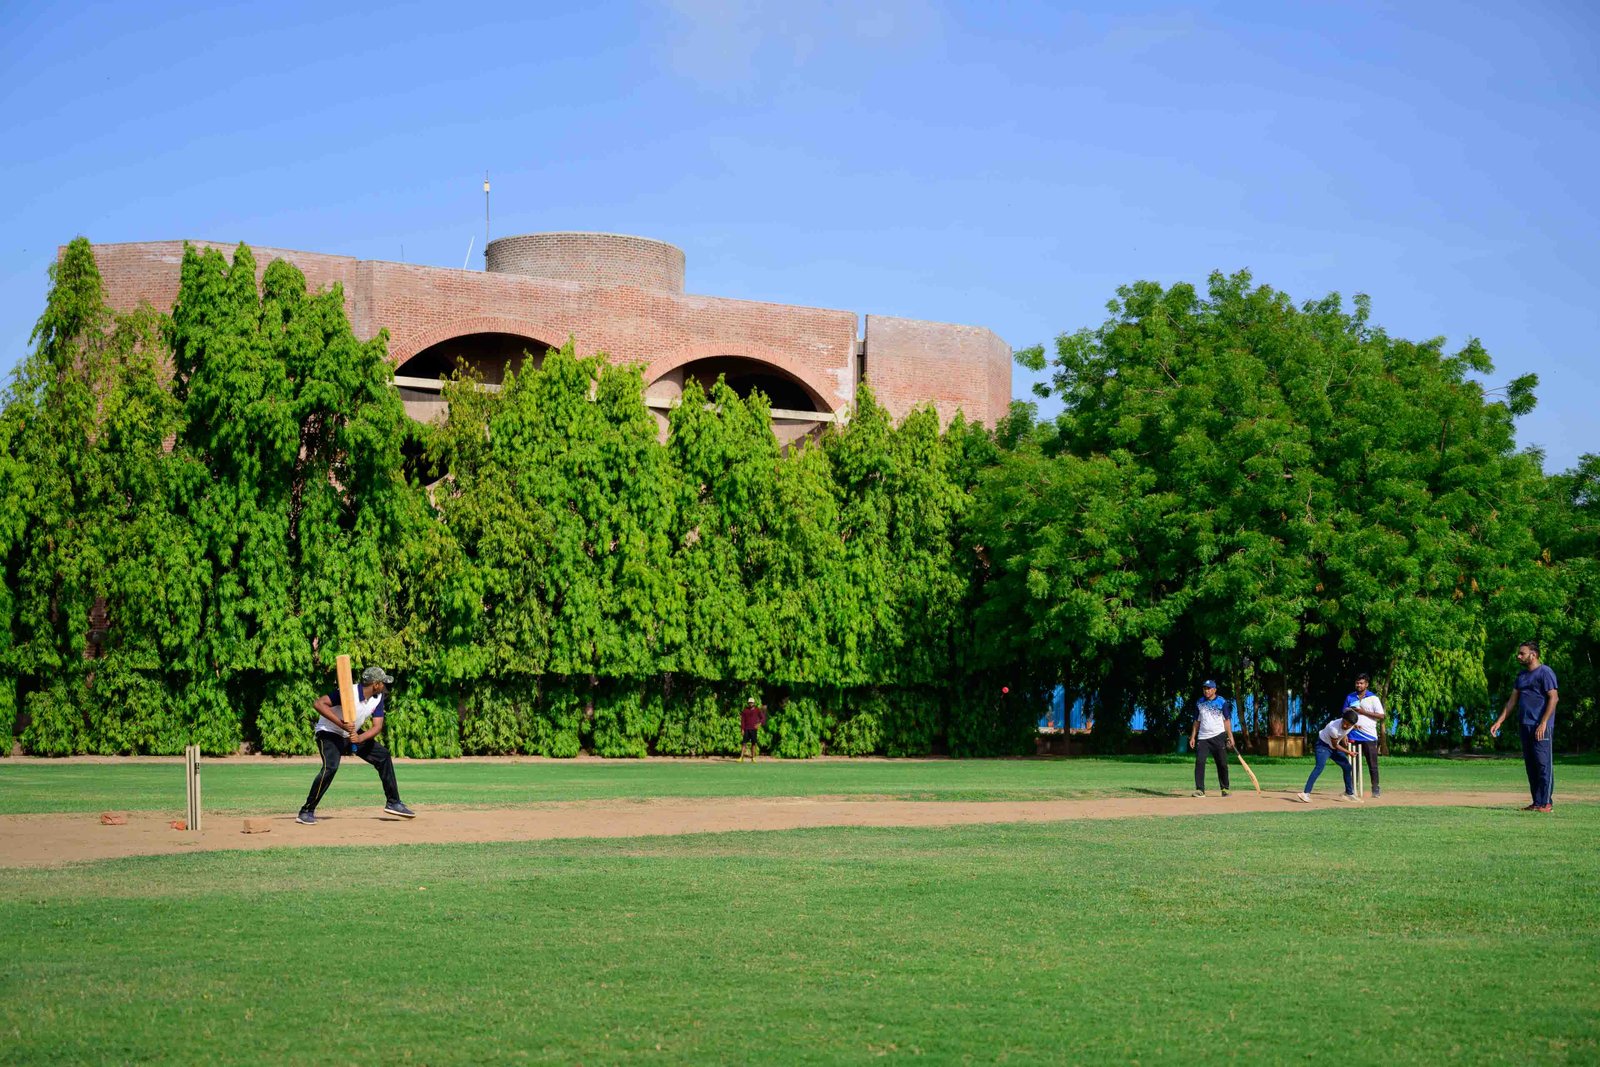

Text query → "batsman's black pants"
[303,732,401,812]
[1194,734,1230,791]
[1355,739,1380,789]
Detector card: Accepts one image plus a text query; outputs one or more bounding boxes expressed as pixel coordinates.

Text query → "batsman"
[297,663,416,824]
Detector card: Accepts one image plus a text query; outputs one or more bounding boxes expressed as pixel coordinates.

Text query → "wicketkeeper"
[1344,673,1387,797]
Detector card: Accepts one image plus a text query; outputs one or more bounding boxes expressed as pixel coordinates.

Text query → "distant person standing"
[1188,679,1236,797]
[1345,673,1388,797]
[1490,641,1559,812]
[739,696,768,763]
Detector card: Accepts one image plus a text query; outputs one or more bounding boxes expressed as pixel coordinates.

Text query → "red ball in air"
[1001,687,1009,694]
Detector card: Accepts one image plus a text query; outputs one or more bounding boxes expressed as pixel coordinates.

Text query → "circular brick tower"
[484,232,686,292]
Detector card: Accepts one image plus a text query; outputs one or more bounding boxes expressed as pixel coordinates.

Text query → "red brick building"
[86,232,1012,441]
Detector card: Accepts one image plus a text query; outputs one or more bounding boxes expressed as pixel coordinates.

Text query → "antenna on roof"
[483,171,491,268]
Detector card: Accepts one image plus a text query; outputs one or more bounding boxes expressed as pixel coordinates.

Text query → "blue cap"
[1202,679,1218,688]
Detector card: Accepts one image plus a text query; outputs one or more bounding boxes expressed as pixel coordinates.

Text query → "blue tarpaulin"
[1037,687,1307,732]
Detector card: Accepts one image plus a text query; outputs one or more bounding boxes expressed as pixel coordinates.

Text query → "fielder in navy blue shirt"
[1490,641,1559,812]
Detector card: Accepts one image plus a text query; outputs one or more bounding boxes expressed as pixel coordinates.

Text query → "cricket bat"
[1232,746,1262,794]
[335,655,358,738]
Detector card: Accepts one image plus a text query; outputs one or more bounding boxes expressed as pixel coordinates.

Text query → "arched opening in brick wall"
[394,331,556,426]
[648,355,827,414]
[645,354,834,447]
[395,331,555,391]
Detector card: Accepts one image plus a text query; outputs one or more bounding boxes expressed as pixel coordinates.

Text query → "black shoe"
[384,800,417,819]
[296,809,317,825]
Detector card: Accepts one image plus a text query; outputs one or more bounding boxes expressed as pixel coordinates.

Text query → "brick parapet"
[80,239,1010,427]
[486,232,685,293]
[862,315,1013,427]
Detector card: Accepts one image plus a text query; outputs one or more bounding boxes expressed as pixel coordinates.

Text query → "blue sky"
[2,1,1595,468]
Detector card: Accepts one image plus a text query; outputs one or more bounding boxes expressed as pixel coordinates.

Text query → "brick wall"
[86,240,370,330]
[485,232,686,293]
[83,239,1011,427]
[862,314,1013,427]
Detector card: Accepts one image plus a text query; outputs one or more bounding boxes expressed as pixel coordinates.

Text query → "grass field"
[3,758,1598,1064]
[2,752,1597,815]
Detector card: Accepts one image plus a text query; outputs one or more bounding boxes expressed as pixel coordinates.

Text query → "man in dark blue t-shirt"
[1490,641,1559,811]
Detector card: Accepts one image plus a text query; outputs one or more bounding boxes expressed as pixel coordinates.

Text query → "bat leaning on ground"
[1231,744,1262,794]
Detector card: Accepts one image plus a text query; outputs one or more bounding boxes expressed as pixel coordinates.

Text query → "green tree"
[1526,455,1600,749]
[167,243,428,753]
[1011,271,1545,750]
[665,376,779,682]
[3,240,188,753]
[6,239,114,693]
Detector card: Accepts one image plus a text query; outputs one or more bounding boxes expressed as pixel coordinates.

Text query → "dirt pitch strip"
[0,790,1535,868]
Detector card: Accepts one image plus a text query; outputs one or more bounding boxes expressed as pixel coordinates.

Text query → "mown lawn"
[2,805,1597,1064]
[2,753,1597,815]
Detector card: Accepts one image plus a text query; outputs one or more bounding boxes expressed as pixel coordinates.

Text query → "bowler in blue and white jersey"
[1187,679,1236,797]
[1344,673,1387,797]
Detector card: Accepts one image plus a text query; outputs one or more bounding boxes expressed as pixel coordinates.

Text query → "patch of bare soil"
[0,790,1535,869]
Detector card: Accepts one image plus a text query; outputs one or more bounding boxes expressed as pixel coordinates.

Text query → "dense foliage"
[1,245,1589,755]
[1006,272,1563,750]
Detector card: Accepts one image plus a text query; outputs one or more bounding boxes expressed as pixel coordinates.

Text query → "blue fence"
[1036,689,1480,744]
[1038,688,1308,733]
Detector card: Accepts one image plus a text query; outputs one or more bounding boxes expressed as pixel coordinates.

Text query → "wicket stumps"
[184,744,202,832]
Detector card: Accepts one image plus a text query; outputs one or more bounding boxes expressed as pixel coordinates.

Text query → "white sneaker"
[1339,793,1363,803]
[1293,793,1311,803]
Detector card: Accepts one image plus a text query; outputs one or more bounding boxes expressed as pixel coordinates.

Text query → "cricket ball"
[1001,686,1009,694]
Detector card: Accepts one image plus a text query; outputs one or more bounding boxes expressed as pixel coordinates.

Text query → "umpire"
[1188,679,1237,797]
[297,666,416,824]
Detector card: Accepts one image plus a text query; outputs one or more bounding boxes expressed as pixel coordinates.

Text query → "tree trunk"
[1266,671,1290,739]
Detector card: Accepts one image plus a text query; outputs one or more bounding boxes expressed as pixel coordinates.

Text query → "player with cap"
[297,665,416,824]
[738,695,768,763]
[1187,678,1236,797]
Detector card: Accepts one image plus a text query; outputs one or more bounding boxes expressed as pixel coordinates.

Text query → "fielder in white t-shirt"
[1294,708,1362,803]
[1344,673,1387,798]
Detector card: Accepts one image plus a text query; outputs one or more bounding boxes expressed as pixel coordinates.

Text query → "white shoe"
[1293,793,1311,804]
[1339,793,1363,803]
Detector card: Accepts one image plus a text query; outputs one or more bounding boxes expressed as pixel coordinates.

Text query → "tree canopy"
[0,245,1588,757]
